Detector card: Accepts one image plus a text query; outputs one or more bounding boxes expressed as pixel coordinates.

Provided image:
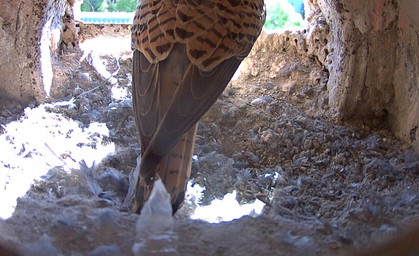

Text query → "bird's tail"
[133,123,198,214]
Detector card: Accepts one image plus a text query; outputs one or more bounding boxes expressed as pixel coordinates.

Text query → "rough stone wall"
[0,0,67,110]
[392,0,419,152]
[238,25,331,119]
[310,0,419,151]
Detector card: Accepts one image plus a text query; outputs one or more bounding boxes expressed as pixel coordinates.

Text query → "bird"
[128,0,266,214]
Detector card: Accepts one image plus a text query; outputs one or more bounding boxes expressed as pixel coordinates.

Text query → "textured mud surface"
[1,30,419,256]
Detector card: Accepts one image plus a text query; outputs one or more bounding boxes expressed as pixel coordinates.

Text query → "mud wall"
[0,0,68,109]
[310,0,419,151]
[393,0,419,152]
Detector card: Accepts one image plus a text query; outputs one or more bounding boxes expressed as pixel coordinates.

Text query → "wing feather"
[130,0,266,212]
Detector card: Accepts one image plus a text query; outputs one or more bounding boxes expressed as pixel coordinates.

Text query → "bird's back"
[130,0,265,214]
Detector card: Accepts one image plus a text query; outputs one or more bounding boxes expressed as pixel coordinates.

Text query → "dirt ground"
[0,27,419,256]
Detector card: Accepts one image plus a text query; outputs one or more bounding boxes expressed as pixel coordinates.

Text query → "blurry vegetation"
[264,1,305,30]
[81,0,137,12]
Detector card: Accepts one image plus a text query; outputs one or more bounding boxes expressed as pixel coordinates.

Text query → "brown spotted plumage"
[129,0,265,214]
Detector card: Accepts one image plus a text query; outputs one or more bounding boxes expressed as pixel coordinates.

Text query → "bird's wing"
[130,0,265,212]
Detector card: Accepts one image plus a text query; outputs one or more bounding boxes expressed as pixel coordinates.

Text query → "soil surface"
[0,29,418,256]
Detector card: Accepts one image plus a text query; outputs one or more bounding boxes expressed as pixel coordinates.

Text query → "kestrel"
[129,0,266,214]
